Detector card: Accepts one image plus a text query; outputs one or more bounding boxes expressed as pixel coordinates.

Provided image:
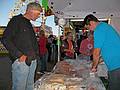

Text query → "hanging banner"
[42,0,48,11]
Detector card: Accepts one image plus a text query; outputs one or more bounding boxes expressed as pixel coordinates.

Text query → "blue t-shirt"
[94,22,120,71]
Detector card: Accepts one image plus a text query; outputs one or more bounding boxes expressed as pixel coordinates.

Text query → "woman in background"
[61,32,75,59]
[79,33,94,60]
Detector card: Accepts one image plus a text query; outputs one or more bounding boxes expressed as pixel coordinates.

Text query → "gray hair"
[26,2,42,11]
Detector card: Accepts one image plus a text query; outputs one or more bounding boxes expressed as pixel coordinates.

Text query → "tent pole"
[58,26,61,62]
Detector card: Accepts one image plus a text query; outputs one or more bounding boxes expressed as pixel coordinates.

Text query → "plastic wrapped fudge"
[34,59,106,90]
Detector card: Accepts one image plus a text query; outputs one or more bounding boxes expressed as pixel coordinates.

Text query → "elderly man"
[1,2,42,90]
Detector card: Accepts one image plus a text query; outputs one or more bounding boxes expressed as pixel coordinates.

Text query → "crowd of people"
[1,1,120,90]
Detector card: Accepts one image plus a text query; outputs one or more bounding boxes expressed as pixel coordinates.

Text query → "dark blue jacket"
[1,14,40,64]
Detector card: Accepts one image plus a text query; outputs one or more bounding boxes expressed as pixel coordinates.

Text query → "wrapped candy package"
[34,59,106,90]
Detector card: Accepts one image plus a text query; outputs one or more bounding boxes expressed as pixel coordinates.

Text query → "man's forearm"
[92,58,99,69]
[92,48,100,69]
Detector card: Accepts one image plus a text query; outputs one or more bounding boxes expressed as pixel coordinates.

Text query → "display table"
[34,59,106,90]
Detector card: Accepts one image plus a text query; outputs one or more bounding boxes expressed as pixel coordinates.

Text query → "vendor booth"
[33,0,120,90]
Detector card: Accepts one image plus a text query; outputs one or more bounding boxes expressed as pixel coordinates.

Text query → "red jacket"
[39,36,48,55]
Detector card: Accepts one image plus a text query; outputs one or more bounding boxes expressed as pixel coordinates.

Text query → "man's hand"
[19,55,27,62]
[91,67,97,72]
[91,62,97,72]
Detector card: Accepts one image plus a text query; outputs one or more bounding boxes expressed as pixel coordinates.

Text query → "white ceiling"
[48,0,120,19]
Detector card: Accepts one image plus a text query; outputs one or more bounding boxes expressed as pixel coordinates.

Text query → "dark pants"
[108,68,120,90]
[0,57,12,90]
[37,52,48,73]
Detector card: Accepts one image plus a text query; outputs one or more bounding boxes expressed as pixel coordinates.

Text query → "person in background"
[51,35,58,62]
[76,32,87,55]
[61,32,75,59]
[60,35,65,60]
[79,33,94,60]
[83,14,120,90]
[1,2,41,90]
[37,30,48,74]
[47,35,54,62]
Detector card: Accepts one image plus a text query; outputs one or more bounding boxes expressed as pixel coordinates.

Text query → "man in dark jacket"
[1,2,41,90]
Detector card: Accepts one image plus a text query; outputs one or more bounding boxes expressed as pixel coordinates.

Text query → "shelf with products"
[0,26,9,56]
[0,42,9,56]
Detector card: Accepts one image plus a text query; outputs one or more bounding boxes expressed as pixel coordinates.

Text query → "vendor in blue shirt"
[83,14,120,90]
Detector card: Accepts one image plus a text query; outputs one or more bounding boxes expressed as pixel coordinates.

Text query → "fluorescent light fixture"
[70,19,84,22]
[70,25,73,29]
[70,18,108,21]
